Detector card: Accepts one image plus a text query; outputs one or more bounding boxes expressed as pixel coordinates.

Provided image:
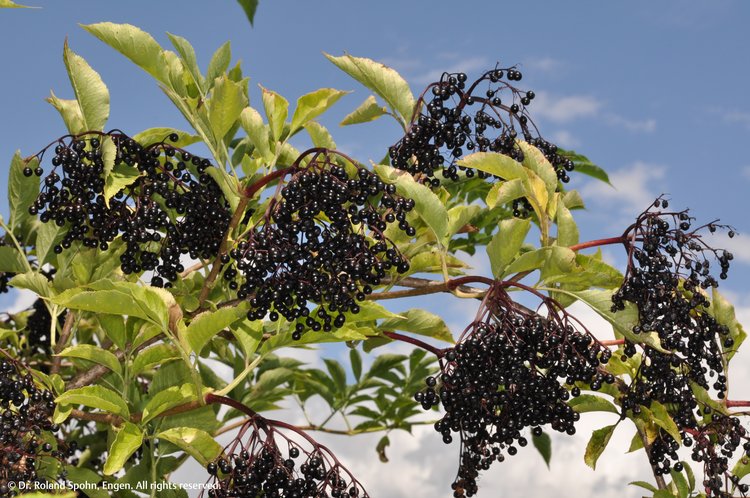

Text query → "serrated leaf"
[290,88,348,135]
[167,32,205,92]
[58,344,122,377]
[445,205,481,244]
[532,432,552,468]
[82,22,168,84]
[8,151,39,233]
[487,218,530,278]
[555,196,579,247]
[712,288,747,361]
[47,91,85,134]
[98,314,127,351]
[208,76,247,142]
[518,141,557,201]
[305,122,337,149]
[104,162,141,206]
[260,86,288,142]
[380,309,453,343]
[103,422,143,475]
[134,128,201,150]
[240,106,273,163]
[458,152,525,181]
[486,178,525,208]
[559,148,611,184]
[584,424,617,469]
[186,303,249,354]
[9,272,51,297]
[206,41,231,86]
[63,40,109,131]
[649,401,681,444]
[157,427,222,466]
[670,467,689,498]
[568,394,619,414]
[340,95,388,126]
[142,384,197,423]
[132,344,180,376]
[0,246,26,273]
[57,385,129,417]
[325,53,414,127]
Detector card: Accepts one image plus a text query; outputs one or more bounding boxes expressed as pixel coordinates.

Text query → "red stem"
[243,167,294,197]
[600,339,625,346]
[382,331,446,358]
[568,236,627,252]
[725,400,750,408]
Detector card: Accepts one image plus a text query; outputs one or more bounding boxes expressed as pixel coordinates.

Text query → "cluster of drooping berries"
[389,67,574,186]
[418,283,612,497]
[0,357,74,495]
[24,299,58,356]
[689,415,750,497]
[226,149,414,337]
[25,131,231,286]
[612,198,735,416]
[202,415,368,498]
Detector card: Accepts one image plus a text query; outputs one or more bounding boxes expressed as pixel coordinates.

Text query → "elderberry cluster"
[226,151,414,337]
[203,416,368,498]
[26,131,231,286]
[0,358,73,496]
[418,285,611,497]
[389,67,573,187]
[689,415,750,497]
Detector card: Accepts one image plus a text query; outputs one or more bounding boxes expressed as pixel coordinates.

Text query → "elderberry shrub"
[389,67,573,187]
[419,284,611,497]
[26,131,231,287]
[227,151,414,337]
[202,416,368,498]
[0,357,74,495]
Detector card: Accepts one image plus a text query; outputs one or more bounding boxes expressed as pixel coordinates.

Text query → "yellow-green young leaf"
[648,401,682,443]
[568,394,619,414]
[445,205,481,244]
[712,288,747,360]
[340,95,388,126]
[208,76,247,142]
[290,88,349,135]
[98,314,127,351]
[157,427,222,465]
[8,151,39,232]
[670,467,689,498]
[57,344,122,377]
[0,0,36,7]
[232,321,263,358]
[518,141,557,201]
[584,424,617,469]
[305,122,337,149]
[53,403,73,424]
[56,385,129,417]
[563,189,585,209]
[458,152,525,180]
[240,107,273,163]
[260,86,289,142]
[374,164,448,244]
[186,303,249,354]
[487,218,531,278]
[325,53,415,127]
[555,196,579,247]
[47,90,86,134]
[486,178,525,209]
[132,343,180,376]
[35,221,64,267]
[523,169,549,214]
[532,432,552,468]
[9,272,52,298]
[103,163,141,206]
[103,422,143,475]
[379,309,454,343]
[733,455,750,481]
[63,40,110,131]
[627,432,644,453]
[206,41,231,87]
[629,481,659,493]
[167,32,205,92]
[501,247,549,276]
[0,246,27,273]
[141,384,197,423]
[133,127,201,148]
[82,23,169,84]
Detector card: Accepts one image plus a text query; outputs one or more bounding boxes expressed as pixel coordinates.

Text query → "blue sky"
[1,1,750,497]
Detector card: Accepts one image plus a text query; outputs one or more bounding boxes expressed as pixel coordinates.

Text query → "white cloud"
[532,92,603,123]
[723,109,750,129]
[7,289,36,313]
[603,113,657,133]
[712,232,750,266]
[580,162,667,217]
[523,56,565,73]
[412,56,491,85]
[549,130,581,148]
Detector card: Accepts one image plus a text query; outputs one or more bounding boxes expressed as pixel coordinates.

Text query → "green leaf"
[167,32,205,92]
[0,246,27,273]
[206,41,231,86]
[13,494,75,498]
[56,385,129,417]
[57,344,122,377]
[712,288,747,361]
[240,107,273,163]
[260,86,289,142]
[98,314,127,351]
[82,23,168,84]
[324,359,347,392]
[186,303,249,354]
[379,309,454,343]
[8,151,39,233]
[568,394,619,414]
[132,344,180,377]
[555,196,579,247]
[290,88,348,135]
[350,349,362,381]
[458,152,525,181]
[134,128,201,148]
[649,401,681,443]
[63,39,109,131]
[532,432,552,468]
[0,0,36,7]
[340,95,388,126]
[9,272,52,297]
[157,427,222,465]
[325,53,415,127]
[305,122,337,149]
[103,162,141,206]
[559,148,611,184]
[487,218,531,278]
[518,141,557,201]
[670,467,689,498]
[236,0,259,26]
[374,164,448,244]
[732,455,750,481]
[485,178,525,208]
[376,435,390,463]
[629,481,659,493]
[103,422,143,475]
[584,424,617,469]
[46,91,85,134]
[446,205,481,243]
[142,384,197,423]
[208,76,247,142]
